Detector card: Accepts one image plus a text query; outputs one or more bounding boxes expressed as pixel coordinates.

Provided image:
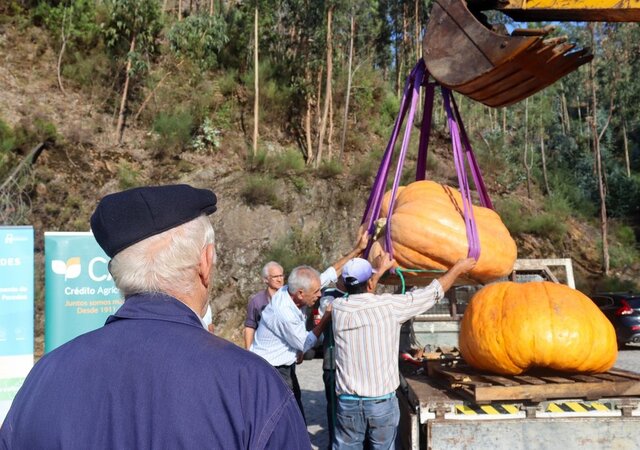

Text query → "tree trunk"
[209,0,214,15]
[523,98,532,199]
[328,84,334,160]
[588,23,609,275]
[178,0,182,20]
[560,81,570,134]
[304,62,313,163]
[339,14,355,160]
[116,35,136,146]
[316,6,333,168]
[576,95,583,136]
[56,8,68,95]
[253,6,259,156]
[540,119,550,195]
[623,119,631,177]
[502,108,506,143]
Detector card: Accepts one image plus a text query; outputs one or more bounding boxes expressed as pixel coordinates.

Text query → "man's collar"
[107,292,207,330]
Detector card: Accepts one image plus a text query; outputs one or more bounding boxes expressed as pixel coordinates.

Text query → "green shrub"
[527,213,567,241]
[168,14,228,71]
[12,117,58,149]
[262,227,324,275]
[247,149,269,172]
[316,159,343,179]
[217,69,238,97]
[543,191,573,220]
[152,110,194,156]
[117,160,141,190]
[272,148,305,175]
[352,158,377,186]
[495,198,527,234]
[0,118,16,153]
[614,224,637,247]
[241,174,279,209]
[609,242,639,270]
[594,276,639,292]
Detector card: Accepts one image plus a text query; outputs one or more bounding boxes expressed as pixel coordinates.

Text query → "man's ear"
[366,278,376,293]
[199,243,215,288]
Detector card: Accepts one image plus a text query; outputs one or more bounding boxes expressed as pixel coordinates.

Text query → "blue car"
[591,292,640,346]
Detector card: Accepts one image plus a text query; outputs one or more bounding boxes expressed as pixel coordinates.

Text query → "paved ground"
[298,345,640,449]
[298,358,329,450]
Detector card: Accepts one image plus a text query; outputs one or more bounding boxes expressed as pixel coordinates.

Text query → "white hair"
[109,215,215,297]
[287,266,319,294]
[262,261,283,279]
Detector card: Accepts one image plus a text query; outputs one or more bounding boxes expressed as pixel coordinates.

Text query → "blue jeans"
[333,395,399,450]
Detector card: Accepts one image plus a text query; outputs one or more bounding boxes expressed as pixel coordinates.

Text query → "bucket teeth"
[424,0,592,107]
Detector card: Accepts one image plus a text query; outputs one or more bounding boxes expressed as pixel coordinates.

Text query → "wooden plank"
[478,375,521,387]
[473,380,640,403]
[609,368,640,380]
[591,373,633,382]
[513,375,547,385]
[539,376,576,384]
[427,362,640,402]
[568,374,603,383]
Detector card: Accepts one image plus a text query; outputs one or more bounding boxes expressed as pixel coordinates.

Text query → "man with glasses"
[244,261,285,349]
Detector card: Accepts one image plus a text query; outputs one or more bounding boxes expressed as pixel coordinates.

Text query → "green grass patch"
[262,227,324,275]
[117,160,141,190]
[316,159,343,179]
[240,174,290,211]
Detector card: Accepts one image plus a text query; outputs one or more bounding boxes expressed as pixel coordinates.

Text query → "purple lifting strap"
[362,59,491,263]
[442,87,481,260]
[362,61,425,257]
[415,83,435,181]
[451,94,493,210]
[384,62,426,256]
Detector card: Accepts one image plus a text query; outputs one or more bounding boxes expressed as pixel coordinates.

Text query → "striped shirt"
[250,268,337,367]
[332,280,444,397]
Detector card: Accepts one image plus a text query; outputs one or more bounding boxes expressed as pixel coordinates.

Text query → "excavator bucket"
[423,0,593,108]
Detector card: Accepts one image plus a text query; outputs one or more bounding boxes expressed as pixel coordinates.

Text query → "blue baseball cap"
[90,184,217,257]
[342,258,376,287]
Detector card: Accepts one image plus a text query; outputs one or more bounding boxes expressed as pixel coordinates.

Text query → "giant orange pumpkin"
[459,281,618,375]
[370,180,516,283]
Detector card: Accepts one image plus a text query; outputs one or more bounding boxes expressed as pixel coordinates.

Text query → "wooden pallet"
[426,360,640,403]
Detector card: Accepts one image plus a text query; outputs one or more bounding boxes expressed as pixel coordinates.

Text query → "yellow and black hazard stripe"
[455,404,520,415]
[545,401,612,413]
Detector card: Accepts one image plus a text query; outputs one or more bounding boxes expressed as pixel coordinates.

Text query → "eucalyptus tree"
[102,0,162,145]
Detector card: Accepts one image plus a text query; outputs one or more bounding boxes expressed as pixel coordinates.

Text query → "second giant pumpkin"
[371,180,516,283]
[459,281,618,375]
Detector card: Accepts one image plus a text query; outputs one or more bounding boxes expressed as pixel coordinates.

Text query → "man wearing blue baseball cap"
[332,253,476,449]
[0,184,311,450]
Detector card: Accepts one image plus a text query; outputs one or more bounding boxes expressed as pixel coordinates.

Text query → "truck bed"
[398,360,640,449]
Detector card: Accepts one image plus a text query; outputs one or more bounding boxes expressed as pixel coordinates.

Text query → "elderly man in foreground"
[0,184,310,450]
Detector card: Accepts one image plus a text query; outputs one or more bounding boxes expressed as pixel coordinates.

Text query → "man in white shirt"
[332,254,476,449]
[251,232,369,419]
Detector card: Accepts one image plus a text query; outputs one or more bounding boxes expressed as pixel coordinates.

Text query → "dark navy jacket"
[0,293,311,449]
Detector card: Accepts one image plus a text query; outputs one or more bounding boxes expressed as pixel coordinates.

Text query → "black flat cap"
[90,184,217,257]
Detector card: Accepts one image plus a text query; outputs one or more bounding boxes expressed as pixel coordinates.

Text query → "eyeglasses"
[268,274,284,279]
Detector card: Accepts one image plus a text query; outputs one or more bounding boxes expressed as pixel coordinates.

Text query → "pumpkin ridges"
[460,283,522,374]
[379,180,516,283]
[460,281,618,375]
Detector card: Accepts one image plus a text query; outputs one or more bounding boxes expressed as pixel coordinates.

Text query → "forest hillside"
[1,1,639,352]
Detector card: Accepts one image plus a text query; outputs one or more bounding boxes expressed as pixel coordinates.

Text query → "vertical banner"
[0,226,34,424]
[44,232,122,353]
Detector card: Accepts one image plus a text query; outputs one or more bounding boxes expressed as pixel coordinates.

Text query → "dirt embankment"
[2,22,635,354]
